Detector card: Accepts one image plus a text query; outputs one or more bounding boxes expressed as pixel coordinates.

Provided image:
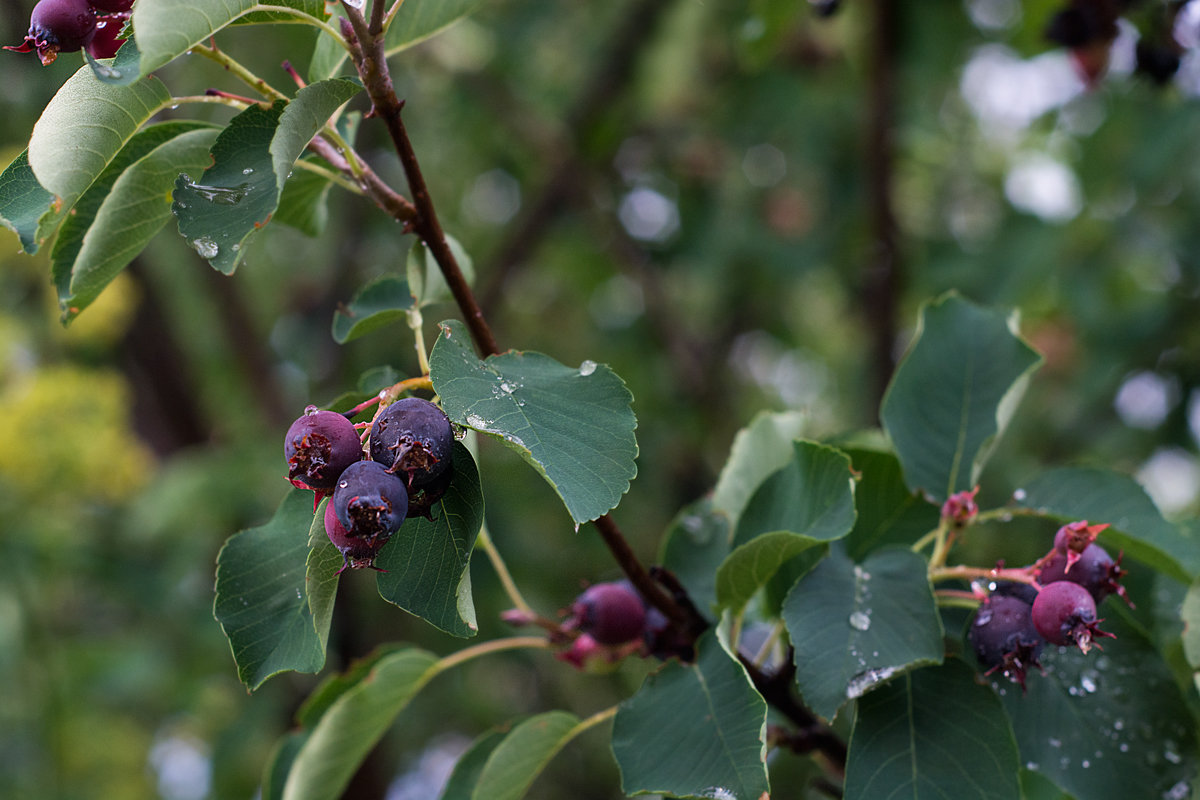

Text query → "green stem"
[407,306,430,375]
[381,0,408,31]
[168,94,250,110]
[935,593,983,611]
[574,705,619,734]
[911,527,939,554]
[975,506,1043,525]
[432,635,548,675]
[751,619,786,668]
[248,4,351,47]
[477,527,532,614]
[189,43,289,102]
[929,564,1037,585]
[292,157,363,194]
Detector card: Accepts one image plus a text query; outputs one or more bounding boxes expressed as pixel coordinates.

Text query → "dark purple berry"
[88,0,133,12]
[1038,542,1131,606]
[369,398,454,489]
[1135,40,1181,86]
[1031,581,1114,654]
[284,405,363,491]
[332,460,409,545]
[324,501,387,573]
[403,462,454,520]
[5,0,97,65]
[567,582,646,646]
[990,579,1039,606]
[969,595,1044,690]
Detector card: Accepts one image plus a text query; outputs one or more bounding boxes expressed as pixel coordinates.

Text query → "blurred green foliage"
[2,0,1200,797]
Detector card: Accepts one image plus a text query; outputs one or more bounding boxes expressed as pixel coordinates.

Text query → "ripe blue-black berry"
[332,461,408,545]
[284,406,362,491]
[1031,580,1113,654]
[568,582,646,646]
[5,0,96,64]
[369,397,454,489]
[968,594,1043,690]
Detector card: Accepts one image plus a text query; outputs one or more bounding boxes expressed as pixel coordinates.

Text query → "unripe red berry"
[568,582,646,646]
[1031,581,1114,654]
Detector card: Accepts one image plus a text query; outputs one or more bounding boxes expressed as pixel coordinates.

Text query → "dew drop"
[579,359,597,376]
[191,237,219,259]
[1120,743,1129,752]
[849,611,871,631]
[1079,671,1098,693]
[1081,759,1090,769]
[1048,737,1062,748]
[242,167,255,175]
[1025,761,1039,770]
[466,413,488,430]
[1013,488,1027,501]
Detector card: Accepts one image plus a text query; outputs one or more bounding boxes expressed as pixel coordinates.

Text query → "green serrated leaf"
[173,101,285,274]
[998,611,1196,800]
[439,728,507,800]
[430,319,637,525]
[331,276,415,344]
[406,236,475,309]
[53,124,219,321]
[1017,467,1200,582]
[881,292,1042,503]
[132,0,256,74]
[782,548,944,723]
[28,65,171,244]
[612,631,768,800]
[842,447,940,561]
[282,648,440,800]
[659,498,732,618]
[710,409,808,528]
[732,440,856,547]
[0,151,54,253]
[375,442,483,637]
[214,489,327,690]
[845,659,1020,800]
[469,712,585,800]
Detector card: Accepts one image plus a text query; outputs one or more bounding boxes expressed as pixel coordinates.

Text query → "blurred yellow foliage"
[0,365,153,505]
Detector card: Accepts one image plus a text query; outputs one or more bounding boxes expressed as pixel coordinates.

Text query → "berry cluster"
[5,0,130,66]
[969,520,1127,690]
[283,398,455,573]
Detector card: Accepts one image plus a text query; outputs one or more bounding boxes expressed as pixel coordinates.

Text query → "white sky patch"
[1114,371,1178,429]
[961,45,1084,133]
[1137,448,1200,516]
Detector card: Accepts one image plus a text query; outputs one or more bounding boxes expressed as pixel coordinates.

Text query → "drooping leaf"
[53,125,219,322]
[612,630,768,800]
[214,489,327,690]
[714,441,856,614]
[710,409,808,527]
[27,65,170,243]
[173,101,285,273]
[132,0,255,74]
[998,611,1196,800]
[659,498,732,618]
[430,319,637,525]
[842,447,940,561]
[407,235,476,309]
[782,548,943,722]
[331,275,415,344]
[173,79,361,274]
[844,659,1020,800]
[0,151,54,253]
[439,728,507,800]
[1017,467,1200,582]
[375,442,483,637]
[469,712,588,800]
[282,648,440,800]
[305,501,342,654]
[881,292,1042,502]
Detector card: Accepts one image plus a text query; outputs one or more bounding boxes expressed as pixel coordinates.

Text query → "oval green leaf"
[0,150,54,253]
[845,659,1020,800]
[430,319,637,525]
[710,409,808,528]
[612,631,768,800]
[213,489,328,690]
[375,442,483,637]
[282,648,440,800]
[132,0,257,74]
[881,292,1042,502]
[331,275,415,344]
[782,548,944,723]
[469,712,586,800]
[439,728,507,800]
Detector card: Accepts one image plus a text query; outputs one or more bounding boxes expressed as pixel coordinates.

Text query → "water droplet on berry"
[849,611,871,631]
[974,607,994,626]
[579,359,597,376]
